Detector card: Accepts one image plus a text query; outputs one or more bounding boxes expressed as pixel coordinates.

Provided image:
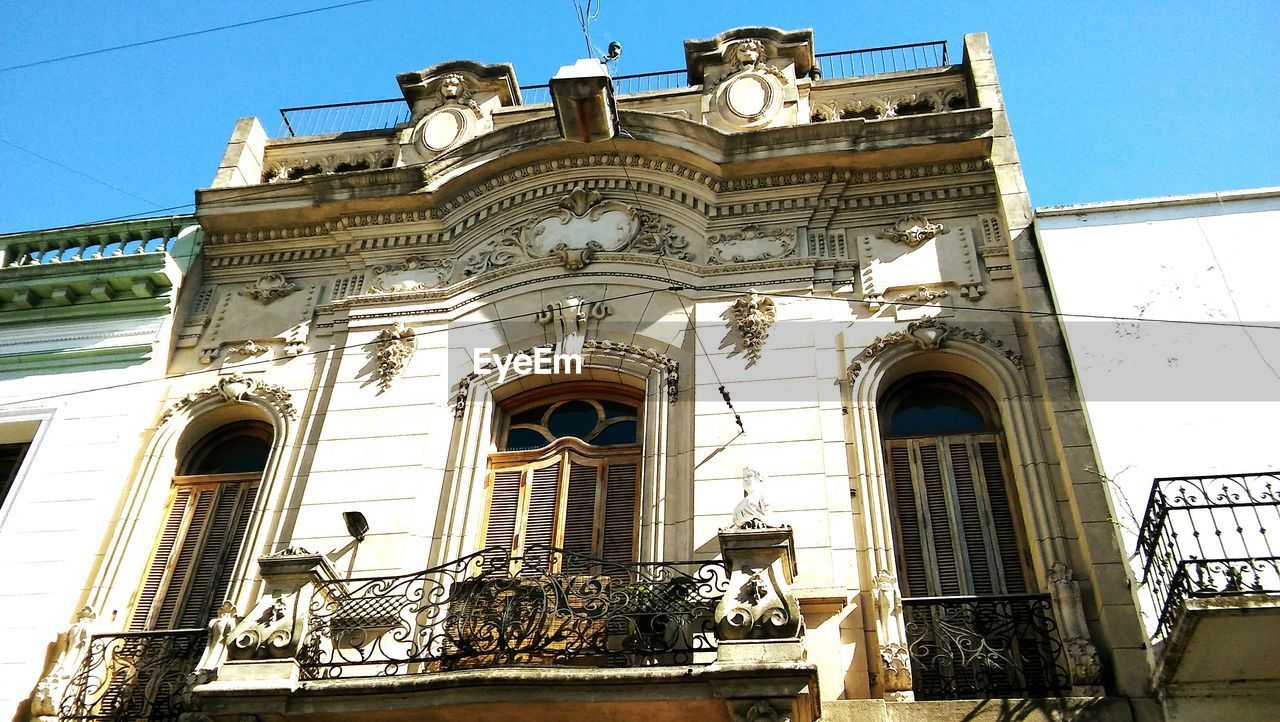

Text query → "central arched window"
[882,374,1029,597]
[484,384,641,572]
[130,421,270,630]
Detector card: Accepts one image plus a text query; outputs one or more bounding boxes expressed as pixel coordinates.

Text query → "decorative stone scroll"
[226,551,336,663]
[707,224,796,265]
[367,255,452,293]
[715,524,802,641]
[462,188,692,274]
[161,373,297,423]
[31,606,96,722]
[844,318,1024,382]
[372,322,415,393]
[880,213,944,248]
[729,291,776,368]
[240,273,296,303]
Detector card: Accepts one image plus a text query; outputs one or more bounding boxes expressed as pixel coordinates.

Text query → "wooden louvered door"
[130,474,259,631]
[485,440,640,573]
[886,434,1028,598]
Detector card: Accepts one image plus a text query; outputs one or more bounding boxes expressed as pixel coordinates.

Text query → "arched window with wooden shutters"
[483,385,641,573]
[129,421,270,630]
[881,375,1030,598]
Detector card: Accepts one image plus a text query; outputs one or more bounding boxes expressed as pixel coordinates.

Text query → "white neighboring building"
[1037,187,1280,549]
[1037,188,1280,717]
[0,217,199,719]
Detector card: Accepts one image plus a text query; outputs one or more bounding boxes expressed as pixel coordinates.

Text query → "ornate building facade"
[5,27,1170,722]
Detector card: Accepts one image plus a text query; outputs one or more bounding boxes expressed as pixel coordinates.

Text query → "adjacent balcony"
[1136,471,1280,687]
[300,545,728,679]
[59,629,206,722]
[903,594,1070,700]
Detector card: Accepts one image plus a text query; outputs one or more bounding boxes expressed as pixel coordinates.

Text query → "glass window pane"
[546,401,599,439]
[888,387,988,437]
[591,420,637,446]
[510,405,549,427]
[189,435,270,474]
[601,400,635,419]
[505,427,549,451]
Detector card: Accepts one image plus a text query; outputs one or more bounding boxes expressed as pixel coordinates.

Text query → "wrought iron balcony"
[903,594,1070,700]
[300,545,728,679]
[1136,471,1280,639]
[59,629,206,722]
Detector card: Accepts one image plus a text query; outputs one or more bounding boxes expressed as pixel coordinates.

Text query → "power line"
[0,0,377,73]
[0,137,163,207]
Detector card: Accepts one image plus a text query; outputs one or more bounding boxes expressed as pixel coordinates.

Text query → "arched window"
[484,384,641,572]
[129,421,270,630]
[881,374,1029,597]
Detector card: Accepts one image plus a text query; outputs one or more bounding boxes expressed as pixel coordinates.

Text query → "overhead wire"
[0,0,378,73]
[0,136,163,208]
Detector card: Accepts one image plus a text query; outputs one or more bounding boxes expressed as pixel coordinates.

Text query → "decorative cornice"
[844,318,1024,382]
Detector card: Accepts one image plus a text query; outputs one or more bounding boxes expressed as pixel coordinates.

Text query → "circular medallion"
[418,107,469,152]
[724,74,773,121]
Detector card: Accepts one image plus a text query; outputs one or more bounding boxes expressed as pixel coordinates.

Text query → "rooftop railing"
[1136,471,1280,639]
[274,40,951,138]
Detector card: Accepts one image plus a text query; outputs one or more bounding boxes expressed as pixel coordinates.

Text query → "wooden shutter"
[207,486,258,621]
[887,443,929,598]
[948,441,995,595]
[129,488,193,630]
[977,439,1026,593]
[601,461,638,566]
[918,442,963,596]
[484,469,523,555]
[561,459,599,570]
[521,460,561,572]
[152,487,215,629]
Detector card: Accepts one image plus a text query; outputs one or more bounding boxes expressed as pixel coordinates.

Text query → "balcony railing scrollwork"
[1136,471,1280,638]
[300,545,729,679]
[903,594,1070,700]
[58,629,207,722]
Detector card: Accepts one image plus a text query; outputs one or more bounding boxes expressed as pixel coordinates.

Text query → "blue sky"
[1,1,1276,233]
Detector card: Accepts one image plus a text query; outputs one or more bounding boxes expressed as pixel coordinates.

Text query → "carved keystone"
[715,526,803,648]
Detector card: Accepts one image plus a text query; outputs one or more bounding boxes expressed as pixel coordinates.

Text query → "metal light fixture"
[342,511,369,542]
[550,58,617,143]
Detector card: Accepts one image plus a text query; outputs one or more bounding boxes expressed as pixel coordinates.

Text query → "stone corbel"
[1047,561,1105,692]
[213,549,337,689]
[714,527,803,644]
[30,605,96,722]
[193,602,238,678]
[879,643,913,700]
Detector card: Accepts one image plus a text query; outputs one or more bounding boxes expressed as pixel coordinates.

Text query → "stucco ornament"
[844,319,1024,382]
[192,601,238,681]
[732,699,787,722]
[368,255,452,293]
[880,213,944,247]
[228,593,307,661]
[730,291,777,368]
[372,322,415,393]
[1065,636,1103,686]
[161,373,297,423]
[31,606,96,721]
[240,273,296,303]
[707,224,796,265]
[880,643,913,695]
[462,187,691,274]
[536,296,610,357]
[732,467,780,529]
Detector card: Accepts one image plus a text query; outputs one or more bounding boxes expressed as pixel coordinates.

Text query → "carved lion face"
[439,73,465,99]
[732,40,764,67]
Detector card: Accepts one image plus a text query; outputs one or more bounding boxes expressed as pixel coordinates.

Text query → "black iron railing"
[59,629,206,722]
[1136,471,1280,638]
[273,40,952,137]
[903,594,1069,700]
[814,41,949,80]
[300,545,728,679]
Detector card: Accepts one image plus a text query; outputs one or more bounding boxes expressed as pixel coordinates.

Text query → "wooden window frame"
[483,438,641,574]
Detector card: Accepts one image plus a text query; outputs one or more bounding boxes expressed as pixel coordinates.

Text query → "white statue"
[732,467,778,529]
